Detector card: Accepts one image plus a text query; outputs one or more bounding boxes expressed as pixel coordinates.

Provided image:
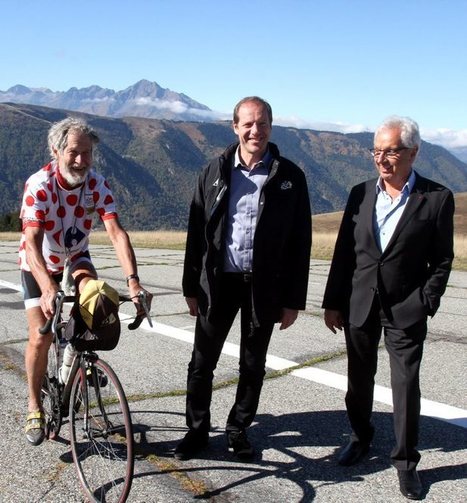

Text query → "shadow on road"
[131,409,467,501]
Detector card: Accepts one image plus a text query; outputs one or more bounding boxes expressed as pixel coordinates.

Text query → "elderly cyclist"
[19,117,153,445]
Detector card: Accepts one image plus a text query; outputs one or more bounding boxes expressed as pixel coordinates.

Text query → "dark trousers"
[186,273,275,434]
[344,297,427,470]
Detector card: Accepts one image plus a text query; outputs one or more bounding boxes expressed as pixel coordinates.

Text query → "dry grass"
[91,230,187,250]
[2,193,466,269]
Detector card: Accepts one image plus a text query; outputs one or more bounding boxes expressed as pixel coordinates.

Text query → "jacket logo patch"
[213,178,220,187]
[281,181,293,190]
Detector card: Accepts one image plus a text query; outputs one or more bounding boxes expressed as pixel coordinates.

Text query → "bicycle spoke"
[40,341,62,439]
[69,359,134,502]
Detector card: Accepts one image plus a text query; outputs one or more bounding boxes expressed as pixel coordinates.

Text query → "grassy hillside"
[2,103,467,230]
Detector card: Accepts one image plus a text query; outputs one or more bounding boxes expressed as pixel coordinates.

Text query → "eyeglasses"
[369,147,410,158]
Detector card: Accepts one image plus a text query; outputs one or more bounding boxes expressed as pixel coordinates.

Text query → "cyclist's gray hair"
[48,117,100,159]
[375,115,421,150]
[233,96,273,125]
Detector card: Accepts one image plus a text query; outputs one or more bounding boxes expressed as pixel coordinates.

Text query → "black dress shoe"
[338,440,370,466]
[397,469,423,500]
[174,430,209,460]
[227,430,255,460]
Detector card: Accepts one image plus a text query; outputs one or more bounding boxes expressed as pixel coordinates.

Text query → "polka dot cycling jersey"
[18,162,118,273]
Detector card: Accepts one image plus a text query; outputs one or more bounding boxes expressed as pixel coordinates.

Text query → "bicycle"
[39,289,152,503]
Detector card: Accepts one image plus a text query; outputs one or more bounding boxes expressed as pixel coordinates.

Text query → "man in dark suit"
[322,116,454,500]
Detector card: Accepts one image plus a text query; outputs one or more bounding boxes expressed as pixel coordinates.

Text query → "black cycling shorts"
[21,251,95,309]
[21,270,62,309]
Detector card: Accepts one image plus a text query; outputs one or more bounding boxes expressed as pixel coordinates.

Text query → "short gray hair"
[375,115,421,150]
[233,96,273,125]
[48,117,99,159]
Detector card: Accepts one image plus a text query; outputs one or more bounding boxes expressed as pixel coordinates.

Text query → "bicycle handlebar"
[39,290,153,335]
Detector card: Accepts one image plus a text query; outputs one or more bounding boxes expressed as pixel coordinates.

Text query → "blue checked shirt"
[223,148,271,272]
[374,170,416,252]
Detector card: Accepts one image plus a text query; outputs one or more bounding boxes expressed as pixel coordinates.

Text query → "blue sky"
[1,0,466,148]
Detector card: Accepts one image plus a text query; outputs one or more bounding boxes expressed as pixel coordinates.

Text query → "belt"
[223,272,252,282]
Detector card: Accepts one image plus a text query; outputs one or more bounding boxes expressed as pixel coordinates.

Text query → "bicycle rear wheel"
[69,357,134,503]
[41,340,62,439]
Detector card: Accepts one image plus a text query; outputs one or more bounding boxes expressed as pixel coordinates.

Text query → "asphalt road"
[0,241,466,502]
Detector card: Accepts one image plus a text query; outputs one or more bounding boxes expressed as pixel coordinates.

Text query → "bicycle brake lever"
[128,291,153,330]
[138,290,153,328]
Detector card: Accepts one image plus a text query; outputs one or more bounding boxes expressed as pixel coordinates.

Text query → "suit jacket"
[322,172,454,329]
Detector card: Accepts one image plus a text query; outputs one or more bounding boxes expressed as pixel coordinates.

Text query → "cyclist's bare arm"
[23,225,59,318]
[102,217,153,315]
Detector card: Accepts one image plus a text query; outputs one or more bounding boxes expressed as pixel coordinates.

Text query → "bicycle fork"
[81,357,112,440]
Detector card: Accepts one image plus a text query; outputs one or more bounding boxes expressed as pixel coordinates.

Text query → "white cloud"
[133,97,185,112]
[274,115,370,134]
[420,128,467,149]
[274,116,467,151]
[126,99,467,151]
[133,98,227,120]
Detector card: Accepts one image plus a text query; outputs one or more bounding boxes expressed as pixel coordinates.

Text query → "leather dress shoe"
[397,469,423,500]
[338,440,370,466]
[174,430,209,460]
[227,430,255,460]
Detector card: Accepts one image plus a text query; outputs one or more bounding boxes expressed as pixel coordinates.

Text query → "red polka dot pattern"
[37,189,47,202]
[74,206,85,218]
[67,194,78,205]
[20,164,118,273]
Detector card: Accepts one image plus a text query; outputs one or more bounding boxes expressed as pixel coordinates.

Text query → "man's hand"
[185,297,198,317]
[40,284,60,319]
[324,309,344,334]
[129,283,153,317]
[279,308,298,330]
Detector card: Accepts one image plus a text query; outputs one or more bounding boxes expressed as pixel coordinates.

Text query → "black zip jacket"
[182,142,312,326]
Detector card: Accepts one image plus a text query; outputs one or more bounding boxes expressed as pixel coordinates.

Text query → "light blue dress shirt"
[374,170,416,252]
[223,149,271,272]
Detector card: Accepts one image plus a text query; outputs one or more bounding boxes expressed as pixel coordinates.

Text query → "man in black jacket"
[176,96,312,460]
[322,116,454,500]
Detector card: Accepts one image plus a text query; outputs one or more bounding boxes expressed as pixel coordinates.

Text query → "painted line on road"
[120,316,467,430]
[3,279,465,429]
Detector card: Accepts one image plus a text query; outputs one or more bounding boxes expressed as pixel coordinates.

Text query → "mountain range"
[0,80,215,122]
[2,80,466,162]
[0,101,466,230]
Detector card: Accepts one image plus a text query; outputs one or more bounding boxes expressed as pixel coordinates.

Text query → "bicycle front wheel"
[69,357,134,503]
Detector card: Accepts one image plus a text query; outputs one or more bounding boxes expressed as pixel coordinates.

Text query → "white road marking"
[3,279,466,429]
[121,317,467,429]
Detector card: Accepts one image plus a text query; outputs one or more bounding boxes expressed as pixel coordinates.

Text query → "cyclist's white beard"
[61,166,90,187]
